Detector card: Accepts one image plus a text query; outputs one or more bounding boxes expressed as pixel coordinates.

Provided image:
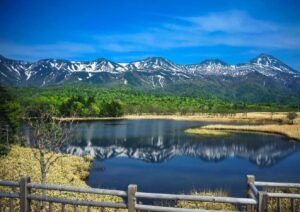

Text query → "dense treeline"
[0,85,22,154]
[13,85,300,117]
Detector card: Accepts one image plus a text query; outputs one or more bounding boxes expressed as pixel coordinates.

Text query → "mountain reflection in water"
[64,120,300,167]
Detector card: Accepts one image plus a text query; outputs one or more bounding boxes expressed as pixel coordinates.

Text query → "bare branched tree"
[27,108,75,186]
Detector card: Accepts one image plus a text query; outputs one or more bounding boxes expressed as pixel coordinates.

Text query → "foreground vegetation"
[0,146,239,211]
[0,145,240,211]
[0,145,124,211]
[177,190,236,210]
[1,144,299,211]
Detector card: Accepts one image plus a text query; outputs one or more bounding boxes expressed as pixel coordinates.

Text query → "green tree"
[0,85,22,154]
[101,100,124,117]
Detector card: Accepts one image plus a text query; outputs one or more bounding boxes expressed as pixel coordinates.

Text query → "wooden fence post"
[246,175,255,212]
[246,175,255,196]
[258,191,267,212]
[128,184,137,212]
[20,176,31,212]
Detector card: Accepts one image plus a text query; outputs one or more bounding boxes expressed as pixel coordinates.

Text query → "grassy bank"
[202,123,300,141]
[0,145,124,211]
[185,128,231,137]
[194,112,300,140]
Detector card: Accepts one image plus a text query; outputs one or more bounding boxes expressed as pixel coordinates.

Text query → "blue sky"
[1,0,300,69]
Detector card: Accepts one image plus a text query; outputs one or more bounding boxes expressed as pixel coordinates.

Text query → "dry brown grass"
[265,188,300,211]
[202,123,300,141]
[0,145,124,211]
[177,190,236,211]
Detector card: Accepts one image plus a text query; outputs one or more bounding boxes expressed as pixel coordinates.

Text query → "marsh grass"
[202,122,300,141]
[264,188,300,211]
[177,190,237,211]
[185,128,231,137]
[0,145,125,211]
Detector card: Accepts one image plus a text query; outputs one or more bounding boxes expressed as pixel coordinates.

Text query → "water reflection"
[63,120,300,167]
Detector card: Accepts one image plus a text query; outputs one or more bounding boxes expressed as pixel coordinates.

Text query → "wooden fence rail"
[0,175,299,212]
[252,176,300,212]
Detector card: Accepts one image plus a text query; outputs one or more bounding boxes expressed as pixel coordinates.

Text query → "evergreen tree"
[0,85,21,154]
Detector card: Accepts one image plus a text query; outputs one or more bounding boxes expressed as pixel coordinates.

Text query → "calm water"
[64,119,300,196]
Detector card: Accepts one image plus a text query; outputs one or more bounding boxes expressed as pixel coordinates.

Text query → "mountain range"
[1,54,300,103]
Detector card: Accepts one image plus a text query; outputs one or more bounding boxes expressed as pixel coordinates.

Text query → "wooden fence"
[0,175,299,211]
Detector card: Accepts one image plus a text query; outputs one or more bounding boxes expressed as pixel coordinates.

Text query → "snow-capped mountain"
[37,58,127,73]
[123,57,190,88]
[184,54,298,77]
[0,56,130,86]
[126,57,183,73]
[185,59,234,76]
[0,54,299,102]
[0,55,32,85]
[250,54,297,74]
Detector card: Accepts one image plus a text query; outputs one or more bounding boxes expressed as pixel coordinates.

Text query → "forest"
[12,85,300,117]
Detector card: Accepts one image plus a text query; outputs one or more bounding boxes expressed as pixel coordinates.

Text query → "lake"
[64,119,300,196]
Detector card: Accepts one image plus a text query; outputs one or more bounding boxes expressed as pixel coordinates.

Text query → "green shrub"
[287,112,297,124]
[0,144,10,155]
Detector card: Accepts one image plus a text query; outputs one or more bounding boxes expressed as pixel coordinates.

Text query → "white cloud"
[92,10,300,51]
[179,10,278,33]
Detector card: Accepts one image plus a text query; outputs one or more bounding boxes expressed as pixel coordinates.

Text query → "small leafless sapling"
[27,109,75,188]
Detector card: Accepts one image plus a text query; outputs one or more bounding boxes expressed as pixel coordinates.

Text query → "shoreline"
[200,124,300,141]
[54,112,294,123]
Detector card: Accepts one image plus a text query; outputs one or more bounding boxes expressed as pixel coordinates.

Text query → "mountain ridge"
[1,53,300,104]
[0,53,298,72]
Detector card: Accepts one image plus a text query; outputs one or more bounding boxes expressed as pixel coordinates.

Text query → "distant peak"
[144,56,170,62]
[258,53,272,57]
[200,59,227,66]
[250,54,281,66]
[94,57,110,62]
[138,57,176,66]
[146,56,164,59]
[38,58,68,63]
